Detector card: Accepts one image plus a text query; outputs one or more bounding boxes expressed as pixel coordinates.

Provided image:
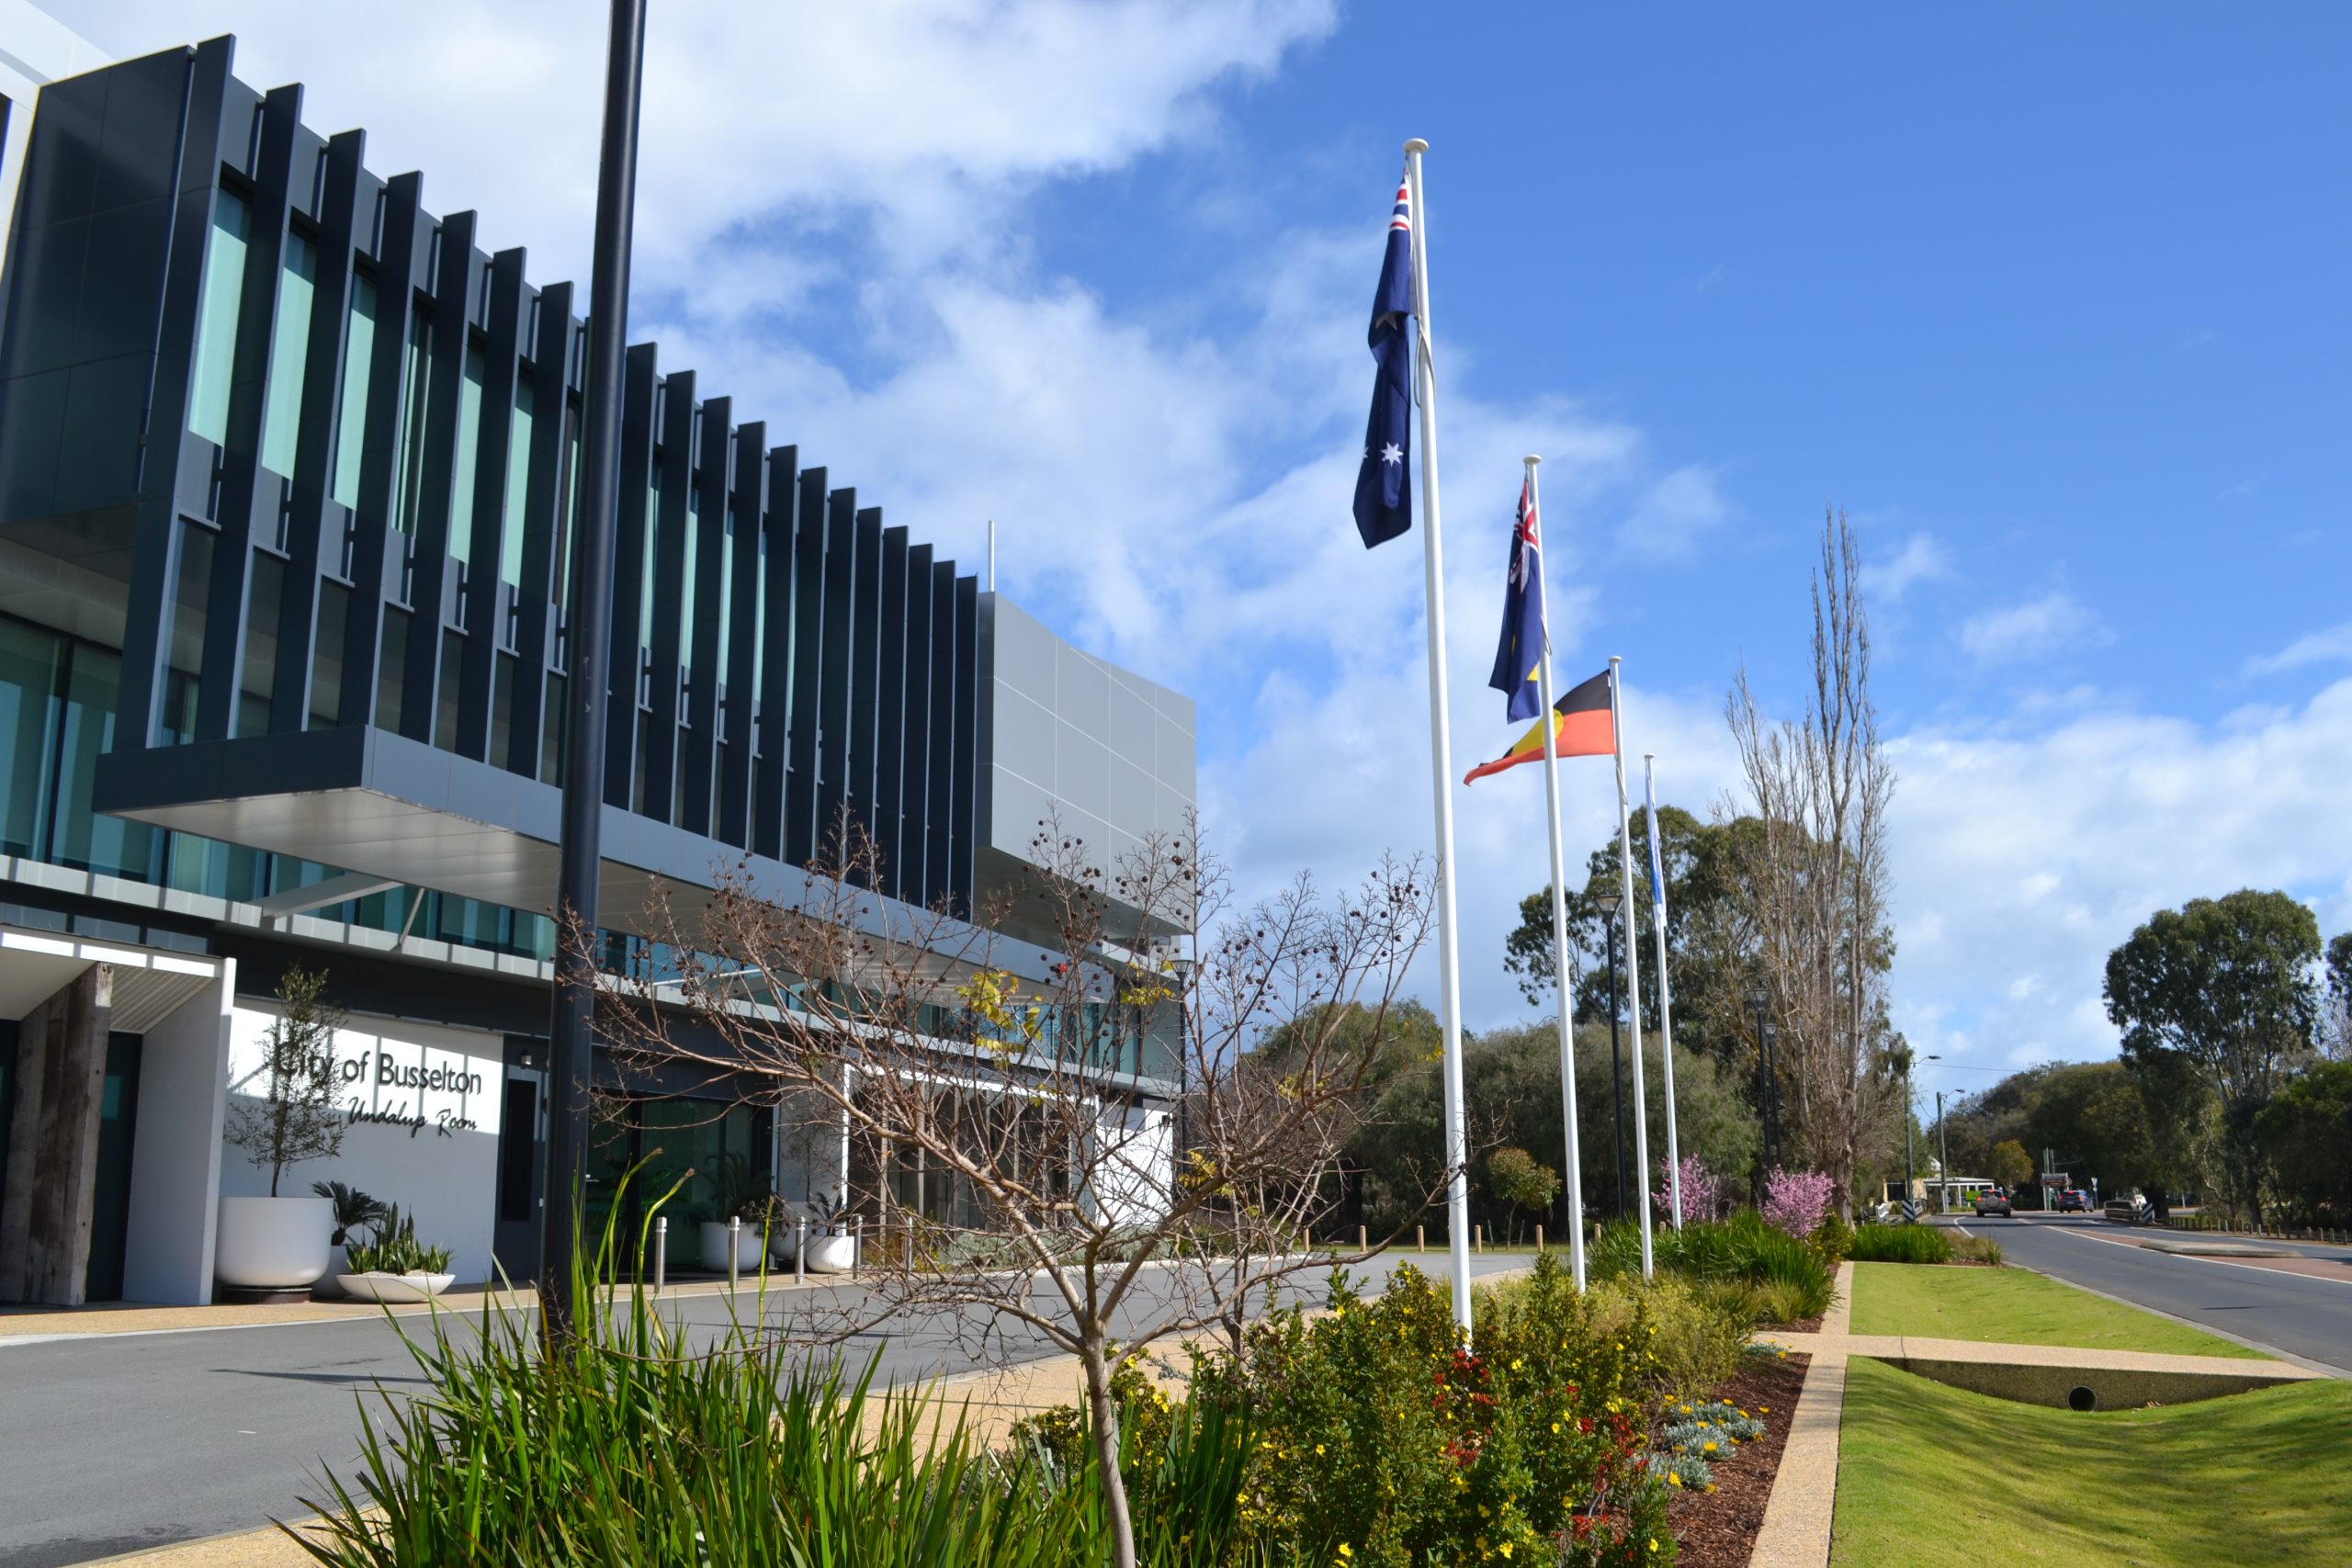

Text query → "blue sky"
[59,1,2352,1095]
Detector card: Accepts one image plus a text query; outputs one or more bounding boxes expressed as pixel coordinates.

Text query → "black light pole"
[1900,1053,1917,1224]
[539,0,648,1348]
[1608,911,1628,1220]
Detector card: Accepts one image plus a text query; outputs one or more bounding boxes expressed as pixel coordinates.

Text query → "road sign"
[2039,1174,2066,1188]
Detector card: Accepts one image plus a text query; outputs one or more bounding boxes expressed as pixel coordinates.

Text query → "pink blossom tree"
[1761,1166,1836,1237]
[1655,1154,1727,1226]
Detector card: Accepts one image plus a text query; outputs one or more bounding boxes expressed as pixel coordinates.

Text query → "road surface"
[1962,1212,2352,1374]
[0,1250,1521,1568]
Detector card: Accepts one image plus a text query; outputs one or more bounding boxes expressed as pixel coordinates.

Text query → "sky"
[51,0,2352,1101]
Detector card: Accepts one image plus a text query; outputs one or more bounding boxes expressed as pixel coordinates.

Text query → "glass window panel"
[51,646,160,882]
[260,234,317,477]
[639,470,659,652]
[237,552,283,738]
[375,607,408,728]
[680,491,698,676]
[449,341,485,564]
[502,373,533,591]
[330,275,378,512]
[308,579,347,729]
[161,520,215,746]
[394,313,429,535]
[187,195,250,447]
[0,617,63,859]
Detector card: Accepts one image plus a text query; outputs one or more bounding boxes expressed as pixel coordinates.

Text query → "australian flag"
[1351,169,1415,548]
[1487,477,1546,720]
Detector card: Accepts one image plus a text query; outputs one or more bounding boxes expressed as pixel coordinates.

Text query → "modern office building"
[0,29,1193,1306]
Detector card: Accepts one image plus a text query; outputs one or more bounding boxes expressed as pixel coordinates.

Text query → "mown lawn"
[1831,1357,2352,1567]
[1846,1260,2266,1359]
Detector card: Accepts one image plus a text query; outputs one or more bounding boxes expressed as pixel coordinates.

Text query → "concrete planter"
[800,1233,856,1274]
[336,1270,456,1303]
[698,1222,764,1272]
[215,1195,334,1290]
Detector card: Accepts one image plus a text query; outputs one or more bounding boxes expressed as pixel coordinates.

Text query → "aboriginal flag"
[1462,668,1613,785]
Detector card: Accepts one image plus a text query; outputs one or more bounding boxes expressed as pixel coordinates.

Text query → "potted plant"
[311,1180,389,1276]
[216,967,345,1296]
[799,1190,857,1274]
[334,1203,457,1303]
[696,1154,771,1272]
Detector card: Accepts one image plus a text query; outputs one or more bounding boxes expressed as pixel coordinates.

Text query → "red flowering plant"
[1186,1256,1673,1566]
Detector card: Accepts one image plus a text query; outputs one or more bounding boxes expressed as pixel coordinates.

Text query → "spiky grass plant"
[288,1177,1106,1567]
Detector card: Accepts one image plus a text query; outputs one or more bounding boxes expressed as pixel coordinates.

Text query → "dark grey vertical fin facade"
[507,278,578,784]
[603,340,656,809]
[452,246,526,761]
[950,575,978,916]
[784,463,824,865]
[752,444,797,860]
[715,419,763,846]
[876,525,908,901]
[0,39,1131,954]
[924,559,956,908]
[899,543,933,908]
[640,369,694,822]
[267,127,359,734]
[191,82,299,743]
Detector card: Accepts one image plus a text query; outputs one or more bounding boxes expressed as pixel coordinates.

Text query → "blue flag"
[1644,762,1669,930]
[1351,169,1415,548]
[1486,476,1546,720]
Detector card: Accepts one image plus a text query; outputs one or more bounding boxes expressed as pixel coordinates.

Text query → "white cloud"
[56,0,1340,287]
[1887,680,2352,1078]
[1860,532,1952,604]
[2245,621,2352,677]
[1617,464,1733,561]
[1957,591,2110,666]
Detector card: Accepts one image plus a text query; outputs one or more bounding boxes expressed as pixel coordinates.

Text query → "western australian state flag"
[1351,170,1415,547]
[1486,477,1546,720]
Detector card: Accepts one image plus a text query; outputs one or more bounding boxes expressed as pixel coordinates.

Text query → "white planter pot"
[336,1270,456,1303]
[699,1222,765,1272]
[215,1195,334,1291]
[801,1233,856,1274]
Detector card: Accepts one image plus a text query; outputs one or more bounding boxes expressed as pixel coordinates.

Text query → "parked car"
[1974,1191,2013,1217]
[2056,1190,2088,1212]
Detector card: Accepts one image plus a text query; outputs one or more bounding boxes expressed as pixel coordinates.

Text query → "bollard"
[1535,1224,1544,1253]
[903,1224,914,1271]
[652,1216,668,1295]
[1474,1224,1483,1254]
[853,1215,864,1274]
[1357,1224,1368,1252]
[795,1217,808,1283]
[729,1215,741,1293]
[1416,1224,1425,1254]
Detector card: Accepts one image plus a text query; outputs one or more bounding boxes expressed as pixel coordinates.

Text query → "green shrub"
[1811,1213,1852,1265]
[1591,1211,1837,1323]
[1180,1256,1673,1567]
[1849,1224,1954,1265]
[293,1188,1136,1568]
[1948,1232,2005,1267]
[341,1203,453,1276]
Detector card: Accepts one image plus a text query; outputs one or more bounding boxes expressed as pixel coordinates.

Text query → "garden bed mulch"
[1663,1350,1810,1568]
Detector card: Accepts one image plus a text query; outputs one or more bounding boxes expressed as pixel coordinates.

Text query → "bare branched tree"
[607,815,1440,1568]
[1725,509,1898,1217]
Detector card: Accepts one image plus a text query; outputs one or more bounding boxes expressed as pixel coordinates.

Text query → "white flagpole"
[1607,657,1654,1279]
[1525,456,1586,1292]
[1645,755,1683,1229]
[1402,138,1474,1339]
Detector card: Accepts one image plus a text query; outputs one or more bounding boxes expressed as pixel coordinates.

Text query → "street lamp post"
[539,0,648,1348]
[1900,1053,1917,1224]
